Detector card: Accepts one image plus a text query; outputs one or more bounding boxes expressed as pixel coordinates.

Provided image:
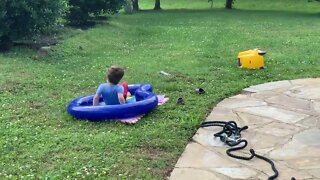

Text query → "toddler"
[93,66,129,106]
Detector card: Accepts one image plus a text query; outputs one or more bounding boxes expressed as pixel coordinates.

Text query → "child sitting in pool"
[93,66,131,106]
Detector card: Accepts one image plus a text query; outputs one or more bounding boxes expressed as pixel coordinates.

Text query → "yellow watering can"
[238,49,266,69]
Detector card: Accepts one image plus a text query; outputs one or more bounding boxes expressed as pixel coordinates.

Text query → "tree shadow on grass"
[138,8,320,18]
[67,16,111,30]
[0,15,113,55]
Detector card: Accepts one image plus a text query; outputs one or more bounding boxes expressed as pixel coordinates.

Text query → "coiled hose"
[200,121,279,180]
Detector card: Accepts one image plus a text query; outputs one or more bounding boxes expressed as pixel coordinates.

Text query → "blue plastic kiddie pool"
[67,84,158,121]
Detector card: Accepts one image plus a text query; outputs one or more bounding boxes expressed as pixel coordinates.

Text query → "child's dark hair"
[107,66,124,84]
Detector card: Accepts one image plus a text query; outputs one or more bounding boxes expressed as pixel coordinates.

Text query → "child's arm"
[93,95,100,106]
[118,93,126,104]
[117,85,126,104]
[93,84,103,106]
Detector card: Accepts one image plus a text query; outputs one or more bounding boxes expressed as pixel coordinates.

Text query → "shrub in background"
[0,0,68,51]
[67,0,125,26]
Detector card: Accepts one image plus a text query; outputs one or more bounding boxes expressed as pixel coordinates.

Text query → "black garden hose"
[250,149,279,180]
[200,121,280,180]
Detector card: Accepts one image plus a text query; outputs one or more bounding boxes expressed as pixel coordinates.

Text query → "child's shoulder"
[98,83,110,91]
[99,83,122,89]
[98,83,108,87]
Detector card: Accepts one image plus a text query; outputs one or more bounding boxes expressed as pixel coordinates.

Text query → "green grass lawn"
[0,0,319,178]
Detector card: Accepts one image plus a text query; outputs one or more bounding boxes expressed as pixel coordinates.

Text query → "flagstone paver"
[170,168,224,180]
[285,86,320,100]
[211,167,258,179]
[235,106,309,124]
[170,78,320,180]
[242,80,292,93]
[265,95,311,110]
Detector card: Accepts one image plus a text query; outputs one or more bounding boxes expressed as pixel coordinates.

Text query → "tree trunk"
[132,0,139,12]
[226,0,233,9]
[154,0,161,10]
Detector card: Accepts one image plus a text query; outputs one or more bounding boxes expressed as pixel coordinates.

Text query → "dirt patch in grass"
[136,145,174,178]
[139,145,166,159]
[29,100,47,109]
[48,92,60,100]
[0,80,23,94]
[172,72,194,83]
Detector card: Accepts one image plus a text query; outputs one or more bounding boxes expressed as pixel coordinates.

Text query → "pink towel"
[120,95,169,124]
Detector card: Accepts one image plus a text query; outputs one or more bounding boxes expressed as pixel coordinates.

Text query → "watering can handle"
[258,51,267,55]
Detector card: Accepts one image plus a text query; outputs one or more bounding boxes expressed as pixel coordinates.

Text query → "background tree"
[226,0,234,9]
[154,0,161,10]
[67,0,125,26]
[132,0,139,11]
[131,0,161,11]
[208,0,213,8]
[0,0,67,51]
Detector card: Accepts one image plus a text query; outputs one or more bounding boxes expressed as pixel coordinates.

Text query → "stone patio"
[170,78,320,180]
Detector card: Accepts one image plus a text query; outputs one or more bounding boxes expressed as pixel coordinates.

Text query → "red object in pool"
[122,82,129,99]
